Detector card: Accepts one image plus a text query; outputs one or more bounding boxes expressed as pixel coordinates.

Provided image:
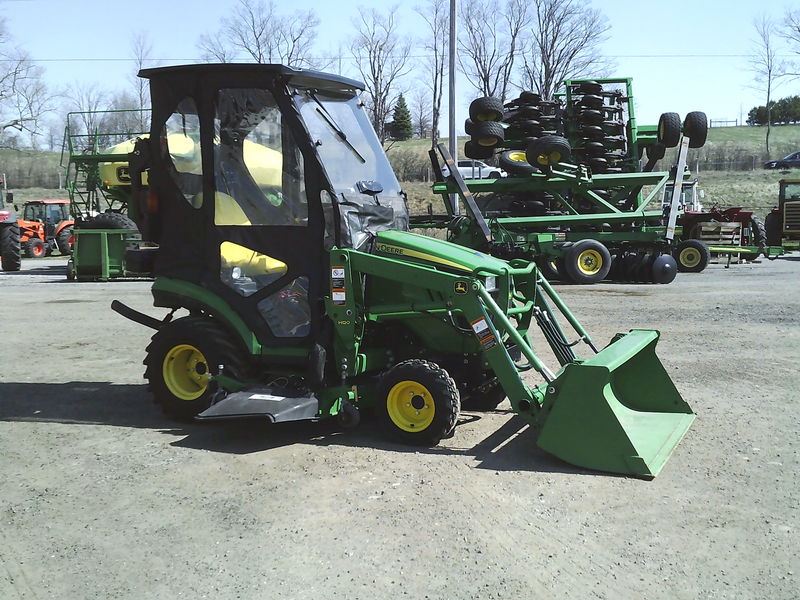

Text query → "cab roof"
[137,63,365,92]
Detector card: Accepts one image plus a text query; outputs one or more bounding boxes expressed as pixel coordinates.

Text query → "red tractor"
[17,199,75,257]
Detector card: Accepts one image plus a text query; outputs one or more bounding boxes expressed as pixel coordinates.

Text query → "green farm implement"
[431,79,710,283]
[111,64,694,477]
[61,109,154,280]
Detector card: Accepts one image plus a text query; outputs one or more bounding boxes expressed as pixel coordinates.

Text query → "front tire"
[144,316,248,420]
[377,359,460,445]
[0,223,22,271]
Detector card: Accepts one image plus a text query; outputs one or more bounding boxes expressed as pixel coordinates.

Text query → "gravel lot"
[1,255,798,600]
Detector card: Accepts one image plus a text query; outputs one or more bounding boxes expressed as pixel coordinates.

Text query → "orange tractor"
[17,199,74,257]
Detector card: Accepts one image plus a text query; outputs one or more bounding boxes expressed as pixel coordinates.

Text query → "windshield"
[294,88,402,197]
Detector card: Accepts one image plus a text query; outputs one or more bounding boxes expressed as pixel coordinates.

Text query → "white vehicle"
[441,159,505,180]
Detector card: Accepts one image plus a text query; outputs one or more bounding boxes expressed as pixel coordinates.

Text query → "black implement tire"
[750,214,767,251]
[683,111,708,148]
[66,259,75,281]
[578,109,603,124]
[499,149,537,176]
[536,255,561,281]
[562,240,612,284]
[56,226,74,255]
[84,212,137,229]
[464,118,476,135]
[0,223,21,271]
[471,120,505,147]
[578,94,604,109]
[673,239,710,273]
[377,359,460,445]
[144,316,250,421]
[469,96,504,122]
[464,140,495,160]
[657,112,682,147]
[764,211,781,246]
[526,135,571,170]
[519,90,541,103]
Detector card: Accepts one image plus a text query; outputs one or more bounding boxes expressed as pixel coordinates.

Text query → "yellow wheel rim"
[162,344,210,401]
[679,247,700,268]
[549,151,562,163]
[508,151,526,163]
[577,249,603,275]
[478,136,499,147]
[386,380,435,433]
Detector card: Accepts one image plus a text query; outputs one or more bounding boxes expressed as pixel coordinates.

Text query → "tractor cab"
[133,64,408,357]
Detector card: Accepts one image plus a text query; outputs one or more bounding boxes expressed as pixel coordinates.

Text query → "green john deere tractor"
[112,64,694,477]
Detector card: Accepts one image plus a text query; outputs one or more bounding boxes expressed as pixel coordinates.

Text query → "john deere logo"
[454,281,468,294]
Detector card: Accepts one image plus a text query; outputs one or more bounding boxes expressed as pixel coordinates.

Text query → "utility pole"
[449,0,457,213]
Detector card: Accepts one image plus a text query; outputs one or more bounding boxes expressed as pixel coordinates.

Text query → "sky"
[2,0,800,131]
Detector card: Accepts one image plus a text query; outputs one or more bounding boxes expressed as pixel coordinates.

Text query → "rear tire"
[56,227,74,255]
[0,223,22,271]
[27,238,46,258]
[377,359,460,445]
[144,316,249,420]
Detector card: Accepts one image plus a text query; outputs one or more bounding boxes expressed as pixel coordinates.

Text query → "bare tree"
[457,0,530,102]
[65,83,109,152]
[519,0,612,100]
[416,0,447,147]
[0,18,52,147]
[751,15,784,155]
[129,32,156,131]
[410,86,432,138]
[781,9,800,77]
[197,0,320,67]
[351,6,411,142]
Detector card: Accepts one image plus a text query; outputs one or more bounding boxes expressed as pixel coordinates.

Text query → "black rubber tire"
[462,377,506,411]
[144,316,250,420]
[0,223,22,271]
[577,81,603,95]
[377,359,460,445]
[683,111,708,148]
[499,150,537,176]
[519,90,541,104]
[464,140,495,160]
[583,141,606,156]
[464,118,476,135]
[469,96,504,122]
[526,135,571,170]
[578,109,603,124]
[647,143,666,160]
[580,125,605,139]
[27,238,46,258]
[536,255,561,281]
[56,227,74,255]
[578,94,604,109]
[562,239,612,284]
[764,211,781,246]
[83,212,139,237]
[651,254,678,284]
[744,214,768,260]
[673,239,710,273]
[66,259,75,281]
[657,112,682,147]
[471,120,505,147]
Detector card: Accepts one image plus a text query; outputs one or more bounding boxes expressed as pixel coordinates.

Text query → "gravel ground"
[1,255,798,600]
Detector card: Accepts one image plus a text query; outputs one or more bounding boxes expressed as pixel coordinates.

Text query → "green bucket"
[536,329,694,477]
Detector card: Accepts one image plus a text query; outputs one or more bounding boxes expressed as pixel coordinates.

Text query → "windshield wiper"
[307,90,366,164]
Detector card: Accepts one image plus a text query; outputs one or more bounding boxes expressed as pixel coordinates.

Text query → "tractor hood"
[374,230,508,275]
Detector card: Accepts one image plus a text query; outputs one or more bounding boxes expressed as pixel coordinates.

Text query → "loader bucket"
[536,329,694,477]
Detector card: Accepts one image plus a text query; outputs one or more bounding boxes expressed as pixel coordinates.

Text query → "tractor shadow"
[0,382,597,477]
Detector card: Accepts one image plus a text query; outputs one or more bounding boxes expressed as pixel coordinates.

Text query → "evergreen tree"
[390,93,413,141]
